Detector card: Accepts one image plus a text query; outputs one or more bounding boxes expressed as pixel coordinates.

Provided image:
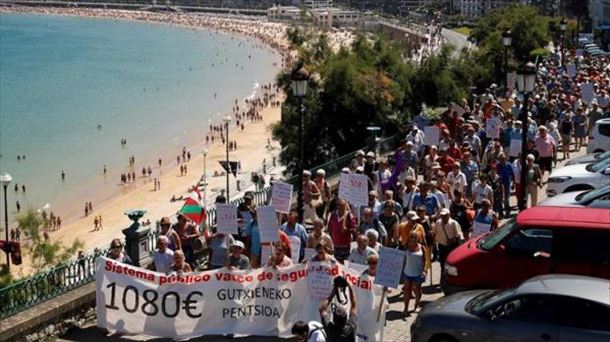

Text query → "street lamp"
[203,149,208,208]
[366,126,381,155]
[223,115,232,201]
[502,29,512,90]
[560,17,567,67]
[291,63,310,224]
[515,61,537,211]
[1,173,12,273]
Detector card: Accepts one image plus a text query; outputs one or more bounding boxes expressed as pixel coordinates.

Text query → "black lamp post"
[560,18,567,67]
[291,64,309,224]
[1,173,12,273]
[515,62,537,211]
[223,115,231,200]
[502,29,512,90]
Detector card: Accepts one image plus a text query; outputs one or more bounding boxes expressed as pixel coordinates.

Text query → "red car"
[442,206,610,294]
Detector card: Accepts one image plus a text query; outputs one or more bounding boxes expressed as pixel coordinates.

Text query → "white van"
[588,118,610,154]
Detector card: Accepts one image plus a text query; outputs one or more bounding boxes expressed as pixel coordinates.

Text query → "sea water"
[0,13,281,219]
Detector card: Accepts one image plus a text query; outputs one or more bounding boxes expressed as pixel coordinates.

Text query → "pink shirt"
[534,134,555,158]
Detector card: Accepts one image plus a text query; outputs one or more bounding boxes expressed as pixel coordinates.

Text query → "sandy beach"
[0,6,294,277]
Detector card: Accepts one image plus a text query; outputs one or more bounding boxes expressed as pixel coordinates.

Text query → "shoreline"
[0,6,292,277]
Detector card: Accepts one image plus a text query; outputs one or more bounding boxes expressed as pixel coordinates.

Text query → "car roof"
[516,274,610,306]
[516,206,610,229]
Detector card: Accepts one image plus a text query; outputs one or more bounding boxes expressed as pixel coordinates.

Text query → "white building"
[311,7,360,29]
[589,0,610,29]
[457,0,525,18]
[267,5,301,21]
[303,0,333,9]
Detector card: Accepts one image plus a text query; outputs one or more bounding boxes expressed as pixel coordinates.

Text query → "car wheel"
[564,184,594,192]
[594,149,605,153]
[430,334,459,342]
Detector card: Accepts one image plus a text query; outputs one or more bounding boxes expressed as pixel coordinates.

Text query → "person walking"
[432,208,461,273]
[402,232,429,315]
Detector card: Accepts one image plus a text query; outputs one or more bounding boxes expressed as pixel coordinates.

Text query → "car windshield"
[597,151,610,160]
[576,184,610,204]
[586,157,610,173]
[479,219,518,251]
[466,287,517,315]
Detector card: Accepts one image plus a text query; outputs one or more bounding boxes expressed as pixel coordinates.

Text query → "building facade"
[456,0,525,18]
[589,0,610,29]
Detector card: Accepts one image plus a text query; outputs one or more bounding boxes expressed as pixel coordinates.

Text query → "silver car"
[565,151,610,166]
[538,184,610,208]
[411,274,610,342]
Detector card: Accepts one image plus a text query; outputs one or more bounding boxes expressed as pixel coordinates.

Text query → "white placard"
[581,83,594,104]
[261,243,272,265]
[270,182,293,214]
[374,247,406,289]
[288,236,301,263]
[346,174,369,207]
[96,258,385,341]
[567,64,577,78]
[338,173,351,200]
[346,261,368,274]
[256,206,278,243]
[471,220,492,238]
[304,247,316,261]
[423,126,440,146]
[575,49,583,57]
[486,117,501,139]
[216,204,237,235]
[506,72,516,89]
[307,263,333,302]
[454,105,465,117]
[509,139,522,157]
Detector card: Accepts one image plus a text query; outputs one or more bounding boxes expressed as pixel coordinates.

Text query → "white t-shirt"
[447,171,467,194]
[308,321,327,341]
[472,183,493,204]
[153,249,174,274]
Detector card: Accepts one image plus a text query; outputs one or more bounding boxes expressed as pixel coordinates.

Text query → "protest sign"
[454,105,465,117]
[257,206,278,243]
[471,221,492,238]
[270,182,293,214]
[261,244,272,266]
[567,64,577,78]
[374,247,405,289]
[338,173,351,201]
[346,174,369,207]
[509,139,522,157]
[216,204,237,235]
[288,236,301,263]
[96,257,385,340]
[486,117,501,139]
[575,49,583,57]
[423,126,440,146]
[581,83,594,104]
[506,72,516,89]
[304,248,316,261]
[346,261,368,274]
[307,263,333,302]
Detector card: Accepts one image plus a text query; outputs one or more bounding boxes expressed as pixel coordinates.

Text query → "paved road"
[60,147,588,341]
[441,28,472,57]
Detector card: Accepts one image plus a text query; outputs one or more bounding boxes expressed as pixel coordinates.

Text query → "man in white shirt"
[348,234,377,265]
[152,236,174,274]
[447,162,467,195]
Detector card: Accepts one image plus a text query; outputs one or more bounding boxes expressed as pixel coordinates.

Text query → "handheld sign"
[338,173,351,201]
[567,64,577,78]
[506,72,516,89]
[581,83,594,104]
[454,105,465,117]
[260,243,272,266]
[509,139,522,157]
[307,263,333,301]
[216,204,237,235]
[304,247,316,261]
[288,235,301,263]
[347,174,369,207]
[374,247,406,289]
[271,182,293,214]
[257,206,279,243]
[471,221,492,238]
[423,126,440,146]
[486,117,501,139]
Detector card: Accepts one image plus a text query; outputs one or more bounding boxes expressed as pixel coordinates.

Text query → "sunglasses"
[369,261,378,265]
[111,245,122,249]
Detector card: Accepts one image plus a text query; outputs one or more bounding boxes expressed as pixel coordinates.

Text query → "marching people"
[106,238,132,265]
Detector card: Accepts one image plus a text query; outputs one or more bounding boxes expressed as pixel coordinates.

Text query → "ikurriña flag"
[179,189,207,225]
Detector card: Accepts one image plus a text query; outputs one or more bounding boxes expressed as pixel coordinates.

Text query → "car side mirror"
[487,310,498,322]
[603,168,610,175]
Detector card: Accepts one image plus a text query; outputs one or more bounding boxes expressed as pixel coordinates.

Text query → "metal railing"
[0,134,399,319]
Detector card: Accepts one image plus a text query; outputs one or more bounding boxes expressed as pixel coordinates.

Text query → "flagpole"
[203,149,208,208]
[223,115,232,201]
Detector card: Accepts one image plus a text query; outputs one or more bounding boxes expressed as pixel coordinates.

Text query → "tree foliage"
[17,209,83,272]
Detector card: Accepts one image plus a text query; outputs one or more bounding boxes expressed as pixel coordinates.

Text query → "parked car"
[587,117,610,154]
[565,150,610,166]
[442,206,610,294]
[412,274,610,342]
[546,157,610,196]
[539,184,610,208]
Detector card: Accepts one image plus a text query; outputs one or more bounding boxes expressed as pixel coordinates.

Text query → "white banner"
[271,182,293,214]
[96,257,385,340]
[216,204,238,235]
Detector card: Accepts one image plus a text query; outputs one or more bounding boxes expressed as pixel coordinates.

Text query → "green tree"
[17,209,83,273]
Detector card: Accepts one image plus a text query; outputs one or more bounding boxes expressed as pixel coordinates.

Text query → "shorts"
[402,274,426,284]
[539,156,553,172]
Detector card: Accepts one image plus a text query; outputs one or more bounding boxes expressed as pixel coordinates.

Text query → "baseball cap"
[440,208,450,216]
